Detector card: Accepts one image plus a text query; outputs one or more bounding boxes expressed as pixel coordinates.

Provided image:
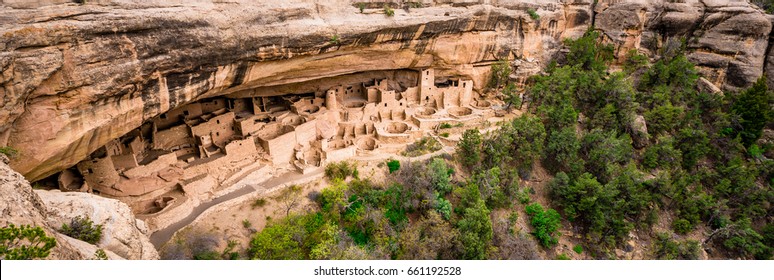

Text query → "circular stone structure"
[356,136,378,151]
[475,100,491,107]
[415,107,437,118]
[343,100,366,109]
[448,107,473,117]
[282,115,306,126]
[386,122,410,134]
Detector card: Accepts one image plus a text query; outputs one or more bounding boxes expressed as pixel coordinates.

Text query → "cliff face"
[1,154,158,260]
[0,0,770,181]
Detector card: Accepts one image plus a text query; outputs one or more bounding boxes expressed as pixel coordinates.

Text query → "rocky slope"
[1,154,158,259]
[0,0,770,186]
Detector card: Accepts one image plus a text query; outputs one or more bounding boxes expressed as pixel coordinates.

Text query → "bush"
[573,244,583,254]
[387,160,401,173]
[0,146,18,159]
[0,224,57,260]
[435,197,452,220]
[402,137,442,157]
[526,8,540,20]
[672,219,693,235]
[652,232,700,260]
[242,219,252,229]
[252,198,267,209]
[556,253,571,260]
[732,77,773,147]
[439,123,453,129]
[325,161,355,180]
[383,4,394,17]
[525,203,562,248]
[357,2,365,13]
[60,216,103,245]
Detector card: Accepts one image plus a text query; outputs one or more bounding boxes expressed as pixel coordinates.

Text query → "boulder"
[35,190,160,260]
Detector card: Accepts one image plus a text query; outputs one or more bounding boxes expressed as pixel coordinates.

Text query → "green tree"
[489,59,512,89]
[509,115,547,171]
[732,77,773,147]
[525,203,562,247]
[457,200,492,259]
[0,224,57,260]
[458,129,483,170]
[428,158,452,195]
[545,127,583,176]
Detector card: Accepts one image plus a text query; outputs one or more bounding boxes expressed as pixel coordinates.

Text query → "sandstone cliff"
[0,0,770,183]
[0,154,158,259]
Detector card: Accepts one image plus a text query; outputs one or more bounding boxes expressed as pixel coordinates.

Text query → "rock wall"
[0,0,771,182]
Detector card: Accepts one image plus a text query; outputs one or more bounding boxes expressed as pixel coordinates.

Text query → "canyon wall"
[0,0,771,182]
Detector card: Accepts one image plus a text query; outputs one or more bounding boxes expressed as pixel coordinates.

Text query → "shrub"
[0,224,57,260]
[672,219,693,235]
[329,34,340,45]
[402,137,442,157]
[60,216,103,245]
[252,198,267,209]
[556,253,571,260]
[383,4,394,17]
[573,244,583,254]
[93,249,108,260]
[440,132,450,138]
[527,8,540,20]
[357,2,365,13]
[439,123,453,129]
[652,232,700,260]
[325,161,355,180]
[525,203,561,248]
[387,159,401,173]
[435,197,452,220]
[242,219,252,229]
[0,146,18,159]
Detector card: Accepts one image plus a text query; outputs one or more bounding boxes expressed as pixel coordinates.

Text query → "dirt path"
[149,168,323,248]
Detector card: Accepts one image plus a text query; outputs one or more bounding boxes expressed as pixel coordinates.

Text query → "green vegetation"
[252,198,267,209]
[244,28,773,260]
[357,2,365,13]
[732,77,773,147]
[652,233,700,260]
[0,224,57,260]
[329,34,341,45]
[383,4,394,17]
[325,161,356,180]
[0,146,18,159]
[242,219,252,229]
[525,203,561,248]
[60,216,103,245]
[402,136,442,157]
[556,253,571,260]
[161,229,239,260]
[527,8,540,20]
[573,244,583,254]
[387,159,400,173]
[752,0,774,13]
[93,249,108,260]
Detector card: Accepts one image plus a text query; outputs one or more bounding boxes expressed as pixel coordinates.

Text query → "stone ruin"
[50,68,497,229]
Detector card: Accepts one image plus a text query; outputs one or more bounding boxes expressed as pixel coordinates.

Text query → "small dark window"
[217,120,220,124]
[160,113,167,119]
[87,168,93,174]
[384,103,387,107]
[183,110,190,116]
[216,132,220,136]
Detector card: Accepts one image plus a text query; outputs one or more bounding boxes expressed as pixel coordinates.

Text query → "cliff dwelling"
[46,68,497,230]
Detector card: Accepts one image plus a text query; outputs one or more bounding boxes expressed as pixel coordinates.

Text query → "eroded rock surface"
[35,189,160,260]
